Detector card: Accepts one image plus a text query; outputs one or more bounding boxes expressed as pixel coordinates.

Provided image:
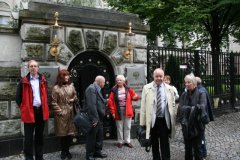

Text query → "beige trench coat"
[140,82,177,139]
[51,83,77,136]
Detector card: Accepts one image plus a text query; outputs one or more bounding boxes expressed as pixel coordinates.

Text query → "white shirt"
[156,83,166,117]
[30,75,41,107]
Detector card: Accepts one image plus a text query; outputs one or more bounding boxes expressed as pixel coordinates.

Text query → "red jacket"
[108,85,140,120]
[16,73,49,123]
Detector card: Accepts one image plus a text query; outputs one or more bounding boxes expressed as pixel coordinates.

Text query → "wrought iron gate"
[147,46,240,115]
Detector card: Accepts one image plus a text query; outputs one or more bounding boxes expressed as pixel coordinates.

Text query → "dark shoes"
[86,156,95,160]
[61,151,72,159]
[66,151,72,159]
[93,152,107,158]
[61,151,67,160]
[124,143,133,148]
[115,143,123,148]
[26,155,44,160]
[115,142,133,148]
[35,156,44,160]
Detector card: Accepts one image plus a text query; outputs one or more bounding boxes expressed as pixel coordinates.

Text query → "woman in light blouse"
[108,75,140,148]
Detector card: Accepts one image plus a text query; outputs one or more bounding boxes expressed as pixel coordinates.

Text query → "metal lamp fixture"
[49,12,62,60]
[123,22,135,62]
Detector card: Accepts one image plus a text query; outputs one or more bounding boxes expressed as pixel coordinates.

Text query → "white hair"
[153,68,164,76]
[195,76,202,84]
[184,73,197,86]
[95,75,105,83]
[116,75,126,82]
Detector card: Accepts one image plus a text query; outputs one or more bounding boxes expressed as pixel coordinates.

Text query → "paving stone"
[0,112,239,160]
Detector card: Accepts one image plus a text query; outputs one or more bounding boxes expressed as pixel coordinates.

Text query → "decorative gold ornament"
[49,12,62,60]
[122,22,135,62]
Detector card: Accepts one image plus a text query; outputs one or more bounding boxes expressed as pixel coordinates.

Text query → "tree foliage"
[106,0,240,51]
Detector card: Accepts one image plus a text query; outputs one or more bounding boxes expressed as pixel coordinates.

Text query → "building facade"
[0,0,149,157]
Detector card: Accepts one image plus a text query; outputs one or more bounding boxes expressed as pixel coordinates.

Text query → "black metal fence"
[147,46,240,115]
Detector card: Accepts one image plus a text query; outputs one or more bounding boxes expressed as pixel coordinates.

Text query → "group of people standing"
[140,68,214,160]
[16,59,213,160]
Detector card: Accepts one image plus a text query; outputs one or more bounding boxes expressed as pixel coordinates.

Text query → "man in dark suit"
[84,75,107,160]
[196,77,214,160]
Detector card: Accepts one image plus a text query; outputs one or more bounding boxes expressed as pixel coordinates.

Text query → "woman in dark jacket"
[178,74,208,160]
[108,75,140,148]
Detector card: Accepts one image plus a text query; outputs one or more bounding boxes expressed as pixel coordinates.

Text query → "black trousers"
[151,117,170,160]
[61,135,72,153]
[24,108,45,160]
[85,124,103,158]
[184,132,203,160]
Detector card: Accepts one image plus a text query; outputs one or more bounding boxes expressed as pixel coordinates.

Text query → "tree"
[106,0,240,94]
[165,55,182,91]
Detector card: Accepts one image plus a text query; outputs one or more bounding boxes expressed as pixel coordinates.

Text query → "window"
[0,16,11,27]
[0,2,16,28]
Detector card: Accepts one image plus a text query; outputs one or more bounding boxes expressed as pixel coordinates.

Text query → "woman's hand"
[132,95,140,100]
[112,114,115,119]
[69,99,74,103]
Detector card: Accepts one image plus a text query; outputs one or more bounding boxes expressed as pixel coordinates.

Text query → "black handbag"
[136,126,151,152]
[73,101,92,134]
[74,111,92,134]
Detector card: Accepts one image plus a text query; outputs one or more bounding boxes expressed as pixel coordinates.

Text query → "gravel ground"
[1,112,240,160]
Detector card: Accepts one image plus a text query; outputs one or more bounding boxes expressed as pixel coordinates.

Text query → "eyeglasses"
[116,79,124,82]
[29,65,38,68]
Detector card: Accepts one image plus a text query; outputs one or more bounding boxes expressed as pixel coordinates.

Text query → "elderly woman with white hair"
[108,75,140,148]
[178,74,208,160]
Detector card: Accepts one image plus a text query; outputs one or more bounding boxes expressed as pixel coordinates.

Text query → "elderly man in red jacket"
[16,60,49,160]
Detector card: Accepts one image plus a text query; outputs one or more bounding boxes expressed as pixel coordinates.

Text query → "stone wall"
[0,1,149,157]
[18,23,148,136]
[0,19,148,139]
[20,23,147,72]
[0,0,148,141]
[0,67,21,137]
[0,0,23,139]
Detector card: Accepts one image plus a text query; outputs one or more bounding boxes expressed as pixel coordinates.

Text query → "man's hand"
[112,114,115,119]
[92,121,98,127]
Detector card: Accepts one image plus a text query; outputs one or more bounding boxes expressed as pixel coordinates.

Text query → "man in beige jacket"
[140,68,177,160]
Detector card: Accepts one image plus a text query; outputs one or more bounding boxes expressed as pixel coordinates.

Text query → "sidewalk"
[1,112,239,160]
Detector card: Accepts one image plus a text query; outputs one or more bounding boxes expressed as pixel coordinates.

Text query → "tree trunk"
[210,13,222,95]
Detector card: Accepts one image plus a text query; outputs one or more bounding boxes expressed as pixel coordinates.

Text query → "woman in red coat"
[108,75,140,148]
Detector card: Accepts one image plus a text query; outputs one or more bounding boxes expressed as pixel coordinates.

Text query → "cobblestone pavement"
[1,112,239,160]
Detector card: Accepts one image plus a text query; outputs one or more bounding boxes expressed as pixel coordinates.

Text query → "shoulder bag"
[73,101,92,134]
[136,126,151,152]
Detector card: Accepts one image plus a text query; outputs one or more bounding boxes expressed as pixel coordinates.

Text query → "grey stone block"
[0,101,8,119]
[0,119,21,137]
[102,31,118,55]
[21,43,45,60]
[20,23,50,41]
[84,29,102,50]
[133,49,147,63]
[10,101,20,119]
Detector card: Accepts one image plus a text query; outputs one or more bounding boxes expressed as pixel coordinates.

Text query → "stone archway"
[68,51,116,140]
[68,51,115,105]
